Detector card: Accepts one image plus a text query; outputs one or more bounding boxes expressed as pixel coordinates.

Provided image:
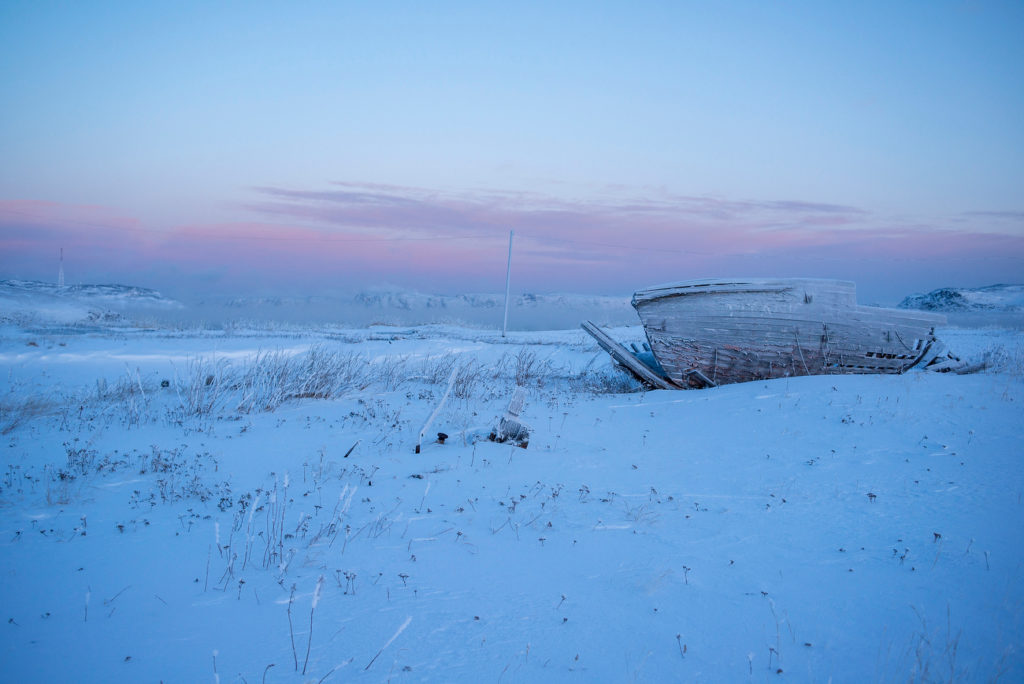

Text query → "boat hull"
[632,278,946,387]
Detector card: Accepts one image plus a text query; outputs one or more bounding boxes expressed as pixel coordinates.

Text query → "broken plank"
[580,320,679,390]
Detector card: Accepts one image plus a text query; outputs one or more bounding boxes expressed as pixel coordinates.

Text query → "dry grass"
[0,395,54,435]
[1,340,645,439]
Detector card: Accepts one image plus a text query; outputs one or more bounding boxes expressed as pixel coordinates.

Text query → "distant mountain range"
[899,284,1024,312]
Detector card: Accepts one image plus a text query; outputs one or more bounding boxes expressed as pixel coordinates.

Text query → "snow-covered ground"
[1,302,1023,682]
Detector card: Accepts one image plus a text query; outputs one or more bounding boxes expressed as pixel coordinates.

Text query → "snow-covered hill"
[899,284,1024,312]
[898,284,1024,329]
[0,279,182,327]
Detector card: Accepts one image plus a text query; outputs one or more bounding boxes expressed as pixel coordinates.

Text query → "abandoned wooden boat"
[585,278,951,388]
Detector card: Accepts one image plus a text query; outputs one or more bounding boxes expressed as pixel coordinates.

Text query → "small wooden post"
[502,230,513,337]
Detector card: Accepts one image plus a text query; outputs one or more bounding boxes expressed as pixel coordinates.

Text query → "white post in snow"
[502,230,513,337]
[58,247,65,289]
[415,366,458,454]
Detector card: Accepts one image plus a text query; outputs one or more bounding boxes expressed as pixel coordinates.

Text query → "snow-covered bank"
[1,319,1022,682]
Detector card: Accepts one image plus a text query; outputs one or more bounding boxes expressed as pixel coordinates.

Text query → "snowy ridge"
[898,284,1024,312]
[0,279,181,326]
[0,279,180,306]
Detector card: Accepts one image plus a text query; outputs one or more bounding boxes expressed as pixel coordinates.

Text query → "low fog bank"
[160,292,638,330]
[930,311,1024,330]
[0,280,637,330]
[148,283,1024,331]
[4,279,1023,331]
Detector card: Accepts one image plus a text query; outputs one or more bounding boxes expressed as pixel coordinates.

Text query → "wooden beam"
[581,321,679,390]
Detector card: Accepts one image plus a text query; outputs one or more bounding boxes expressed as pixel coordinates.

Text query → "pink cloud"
[2,186,1022,303]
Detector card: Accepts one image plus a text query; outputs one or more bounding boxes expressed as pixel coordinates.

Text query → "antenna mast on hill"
[58,247,65,288]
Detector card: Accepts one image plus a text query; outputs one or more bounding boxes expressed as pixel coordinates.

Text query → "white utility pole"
[58,247,65,288]
[502,230,514,337]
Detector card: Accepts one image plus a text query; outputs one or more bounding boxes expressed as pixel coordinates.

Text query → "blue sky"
[1,1,1022,302]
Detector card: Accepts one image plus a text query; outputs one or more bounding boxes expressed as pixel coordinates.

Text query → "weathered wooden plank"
[580,321,679,390]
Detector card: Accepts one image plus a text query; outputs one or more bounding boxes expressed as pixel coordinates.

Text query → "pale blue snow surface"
[1,318,1022,682]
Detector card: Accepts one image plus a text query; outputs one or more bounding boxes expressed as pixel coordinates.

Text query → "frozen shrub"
[568,368,642,395]
[235,347,371,413]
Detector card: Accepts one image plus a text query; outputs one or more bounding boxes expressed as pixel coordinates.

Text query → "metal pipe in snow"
[502,230,513,337]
